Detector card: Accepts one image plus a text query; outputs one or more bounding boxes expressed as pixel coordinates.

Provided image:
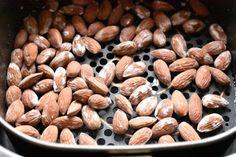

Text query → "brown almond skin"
[73,89,93,104]
[119,0,134,10]
[66,61,81,78]
[16,109,41,126]
[60,128,76,144]
[80,64,94,81]
[151,49,176,63]
[134,5,150,19]
[82,105,101,130]
[195,65,211,90]
[189,93,202,124]
[87,22,105,37]
[6,85,22,106]
[120,77,146,96]
[136,96,158,116]
[86,77,109,96]
[59,4,84,15]
[178,122,201,141]
[202,41,226,56]
[58,87,72,115]
[133,29,153,50]
[152,0,175,12]
[38,10,53,35]
[108,4,124,25]
[22,89,38,109]
[72,15,87,36]
[97,0,112,21]
[52,12,66,31]
[171,34,187,58]
[112,109,128,134]
[33,79,53,94]
[42,100,59,126]
[67,101,82,116]
[154,99,173,120]
[14,29,28,48]
[129,85,152,106]
[171,10,191,26]
[82,36,101,54]
[183,19,205,34]
[11,49,24,68]
[19,72,43,90]
[209,23,227,43]
[115,56,133,80]
[48,28,62,49]
[115,94,133,115]
[5,100,24,124]
[37,91,58,111]
[169,58,199,72]
[153,11,171,32]
[152,117,178,138]
[209,67,230,86]
[21,63,36,78]
[136,17,154,34]
[46,0,59,12]
[38,64,54,79]
[97,61,115,86]
[24,16,38,35]
[172,90,188,117]
[214,50,231,71]
[53,67,67,92]
[23,43,38,67]
[36,48,56,65]
[190,0,209,17]
[158,135,175,144]
[15,125,40,138]
[171,69,196,89]
[62,24,75,42]
[50,51,75,70]
[78,133,97,145]
[120,25,136,42]
[94,26,120,42]
[187,47,213,65]
[40,125,58,143]
[112,41,138,56]
[88,94,111,110]
[129,116,157,129]
[83,2,99,24]
[51,116,83,129]
[129,127,152,145]
[153,29,166,47]
[197,113,224,132]
[154,59,171,86]
[120,13,134,27]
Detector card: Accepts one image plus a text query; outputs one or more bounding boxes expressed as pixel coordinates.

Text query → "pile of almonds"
[5,0,231,145]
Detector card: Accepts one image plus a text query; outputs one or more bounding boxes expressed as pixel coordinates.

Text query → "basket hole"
[187,43,193,49]
[90,61,97,67]
[143,71,148,77]
[169,88,174,94]
[152,86,158,91]
[97,138,105,145]
[223,116,229,122]
[106,53,114,59]
[106,117,113,124]
[97,53,103,57]
[225,123,229,126]
[113,107,119,113]
[134,56,141,61]
[96,66,102,72]
[196,39,203,45]
[143,55,150,61]
[111,86,119,93]
[166,41,170,46]
[100,58,107,65]
[225,91,230,96]
[88,131,98,139]
[114,134,124,142]
[114,39,120,45]
[189,85,196,92]
[104,129,112,136]
[183,92,190,99]
[77,57,85,62]
[185,36,191,41]
[99,110,106,117]
[143,48,150,53]
[108,46,114,51]
[108,143,115,145]
[147,76,154,83]
[125,137,130,145]
[87,53,95,59]
[213,91,220,95]
[160,93,168,99]
[148,65,153,71]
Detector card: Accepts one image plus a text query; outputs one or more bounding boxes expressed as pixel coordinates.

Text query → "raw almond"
[36,48,56,64]
[58,87,72,115]
[169,58,199,72]
[60,128,76,144]
[80,64,94,81]
[73,89,93,104]
[171,69,196,89]
[123,61,146,78]
[23,16,38,35]
[133,29,153,50]
[187,47,213,65]
[49,51,75,70]
[22,89,39,109]
[97,61,115,86]
[29,35,51,51]
[66,61,81,78]
[154,99,173,119]
[189,93,202,124]
[195,65,211,90]
[183,19,205,34]
[42,100,59,126]
[209,23,227,43]
[78,133,97,145]
[82,36,101,54]
[72,15,87,36]
[87,21,105,37]
[214,50,231,71]
[23,43,38,67]
[152,117,178,138]
[136,17,154,34]
[152,0,175,12]
[171,34,187,58]
[112,109,128,134]
[120,77,146,96]
[46,0,59,12]
[6,85,22,106]
[83,2,99,24]
[129,127,152,145]
[120,13,134,27]
[82,105,101,130]
[16,109,41,126]
[67,77,88,91]
[53,67,67,92]
[136,96,158,116]
[58,42,72,52]
[52,12,66,31]
[15,125,40,138]
[129,116,157,129]
[129,85,152,105]
[40,125,58,143]
[21,63,36,78]
[119,25,136,42]
[62,24,75,42]
[19,72,43,89]
[86,77,109,95]
[172,90,188,117]
[158,135,175,144]
[95,26,120,42]
[108,4,124,25]
[202,41,226,56]
[72,0,95,6]
[134,5,150,19]
[14,29,28,48]
[178,121,200,141]
[11,49,24,68]
[5,100,24,124]
[88,94,111,109]
[51,116,83,129]
[202,94,228,108]
[119,0,134,10]
[154,59,171,86]
[209,67,230,86]
[115,94,133,115]
[197,113,224,132]
[97,0,112,21]
[67,101,82,116]
[59,4,84,15]
[33,79,53,94]
[153,29,166,47]
[48,28,62,49]
[151,49,176,63]
[112,41,137,56]
[153,11,171,32]
[38,64,54,79]
[72,34,86,57]
[37,90,58,111]
[38,10,53,35]
[190,0,209,17]
[171,10,191,26]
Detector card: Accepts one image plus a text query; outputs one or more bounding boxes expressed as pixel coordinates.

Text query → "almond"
[120,25,136,42]
[158,135,175,144]
[5,100,24,124]
[120,13,134,27]
[87,21,105,37]
[33,79,53,94]
[19,72,43,89]
[66,61,81,78]
[86,77,109,96]
[129,116,157,129]
[197,113,224,132]
[23,43,38,67]
[108,4,124,25]
[6,85,22,106]
[14,29,28,48]
[38,10,53,35]
[88,94,111,110]
[50,51,75,70]
[214,50,231,71]
[58,42,72,53]
[80,64,94,81]
[53,67,67,92]
[15,125,40,138]
[59,4,84,15]
[48,28,62,49]
[72,34,86,57]
[153,29,166,47]
[172,90,188,117]
[171,10,191,26]
[94,26,120,42]
[11,49,24,68]
[171,69,196,89]
[78,133,97,145]
[37,90,58,111]
[152,117,178,138]
[129,127,152,145]
[73,89,94,104]
[187,47,213,65]
[60,128,76,144]
[129,85,152,106]
[16,109,41,126]
[178,121,200,141]
[120,77,146,96]
[82,36,101,54]
[62,24,75,42]
[97,0,112,21]
[67,101,82,116]
[183,19,205,34]
[83,2,99,24]
[154,99,173,120]
[112,109,128,134]
[82,105,101,130]
[134,5,150,19]
[29,34,50,51]
[119,0,134,10]
[38,64,54,79]
[202,94,228,108]
[189,93,202,124]
[209,67,230,86]
[195,65,211,90]
[133,29,153,50]
[52,12,66,31]
[154,59,171,86]
[123,61,146,78]
[67,77,87,91]
[136,96,157,116]
[190,0,209,17]
[209,23,227,43]
[51,116,83,129]
[23,16,38,34]
[171,34,187,58]
[73,0,95,6]
[58,87,72,115]
[152,1,175,12]
[136,17,154,34]
[71,15,87,36]
[97,61,115,86]
[115,56,133,80]
[46,0,59,12]
[115,94,133,115]
[22,89,39,109]
[42,100,59,126]
[40,125,58,143]
[202,41,226,56]
[21,63,36,78]
[153,11,171,32]
[36,48,56,64]
[112,41,138,56]
[169,58,199,72]
[151,49,176,63]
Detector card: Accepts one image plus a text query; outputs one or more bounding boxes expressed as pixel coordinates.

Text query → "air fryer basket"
[0,0,236,156]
